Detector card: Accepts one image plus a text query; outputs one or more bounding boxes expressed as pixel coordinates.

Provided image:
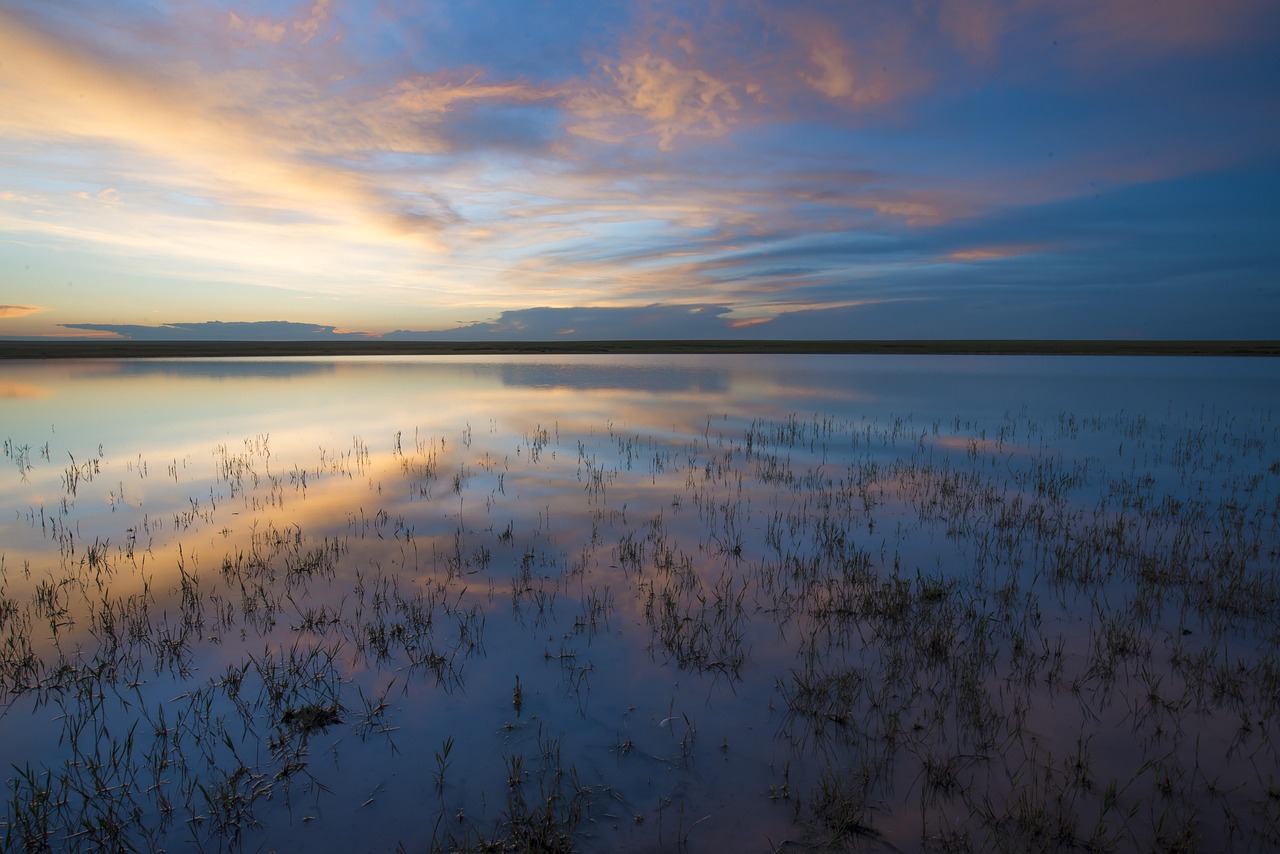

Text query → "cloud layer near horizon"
[2,0,1278,339]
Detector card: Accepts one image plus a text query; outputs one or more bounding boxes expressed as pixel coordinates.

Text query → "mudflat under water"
[1,355,1278,851]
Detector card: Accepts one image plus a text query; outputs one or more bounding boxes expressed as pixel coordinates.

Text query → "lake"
[2,354,1278,851]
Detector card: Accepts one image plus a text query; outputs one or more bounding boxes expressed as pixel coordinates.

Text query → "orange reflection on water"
[1,355,1278,852]
[0,381,50,399]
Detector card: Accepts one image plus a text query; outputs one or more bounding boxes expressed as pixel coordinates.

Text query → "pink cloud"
[392,72,547,114]
[795,23,922,108]
[947,249,1009,261]
[293,0,333,44]
[941,243,1052,264]
[227,0,334,47]
[227,10,286,45]
[801,33,857,99]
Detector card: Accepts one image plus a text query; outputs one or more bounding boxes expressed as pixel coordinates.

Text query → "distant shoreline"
[1,339,1277,359]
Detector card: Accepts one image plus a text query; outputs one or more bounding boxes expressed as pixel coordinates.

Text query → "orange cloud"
[948,249,1007,261]
[227,10,286,45]
[945,245,1044,262]
[0,12,464,253]
[801,34,856,99]
[293,0,333,44]
[785,9,929,110]
[227,0,332,46]
[392,73,546,114]
[855,196,949,225]
[0,305,49,318]
[569,53,743,150]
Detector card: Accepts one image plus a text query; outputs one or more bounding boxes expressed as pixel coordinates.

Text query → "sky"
[1,0,1278,341]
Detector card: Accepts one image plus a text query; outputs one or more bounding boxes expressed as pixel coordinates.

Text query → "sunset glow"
[1,1,1277,340]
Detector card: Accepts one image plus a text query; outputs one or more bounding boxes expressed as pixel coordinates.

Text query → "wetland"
[1,353,1278,852]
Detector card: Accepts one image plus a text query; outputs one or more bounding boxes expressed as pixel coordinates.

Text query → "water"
[1,355,1278,851]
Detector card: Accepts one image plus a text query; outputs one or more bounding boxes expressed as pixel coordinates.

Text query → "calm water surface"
[1,355,1278,851]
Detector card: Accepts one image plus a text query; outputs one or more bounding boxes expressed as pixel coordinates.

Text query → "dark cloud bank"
[60,292,1277,342]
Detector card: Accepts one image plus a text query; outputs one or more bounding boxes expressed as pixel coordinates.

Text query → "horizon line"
[2,339,1278,359]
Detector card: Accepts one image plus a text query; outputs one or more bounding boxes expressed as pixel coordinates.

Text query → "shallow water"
[1,355,1278,851]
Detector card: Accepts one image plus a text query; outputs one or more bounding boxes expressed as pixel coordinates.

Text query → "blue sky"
[1,0,1277,340]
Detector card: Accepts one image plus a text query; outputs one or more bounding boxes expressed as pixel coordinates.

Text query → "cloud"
[0,190,40,203]
[0,9,537,259]
[945,246,1042,262]
[565,4,934,142]
[799,31,903,106]
[227,0,333,46]
[802,36,854,99]
[0,305,49,318]
[385,305,737,340]
[293,0,333,44]
[74,188,121,207]
[381,299,919,341]
[392,73,547,114]
[568,53,743,150]
[59,321,375,341]
[227,10,286,45]
[777,7,935,112]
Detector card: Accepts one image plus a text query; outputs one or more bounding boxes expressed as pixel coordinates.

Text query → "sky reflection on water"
[1,355,1278,852]
[6,353,1276,447]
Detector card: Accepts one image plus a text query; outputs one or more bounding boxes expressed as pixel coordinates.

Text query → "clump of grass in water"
[809,766,883,847]
[280,702,342,734]
[436,736,595,853]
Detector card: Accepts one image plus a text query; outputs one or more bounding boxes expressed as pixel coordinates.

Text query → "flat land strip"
[1,339,1277,359]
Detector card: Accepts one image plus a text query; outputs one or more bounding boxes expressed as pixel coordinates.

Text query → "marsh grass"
[1,398,1278,851]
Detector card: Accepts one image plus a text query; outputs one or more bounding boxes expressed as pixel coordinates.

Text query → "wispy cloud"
[227,0,334,46]
[792,16,924,108]
[945,246,1043,262]
[60,321,374,341]
[0,305,49,318]
[568,52,744,150]
[0,10,482,252]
